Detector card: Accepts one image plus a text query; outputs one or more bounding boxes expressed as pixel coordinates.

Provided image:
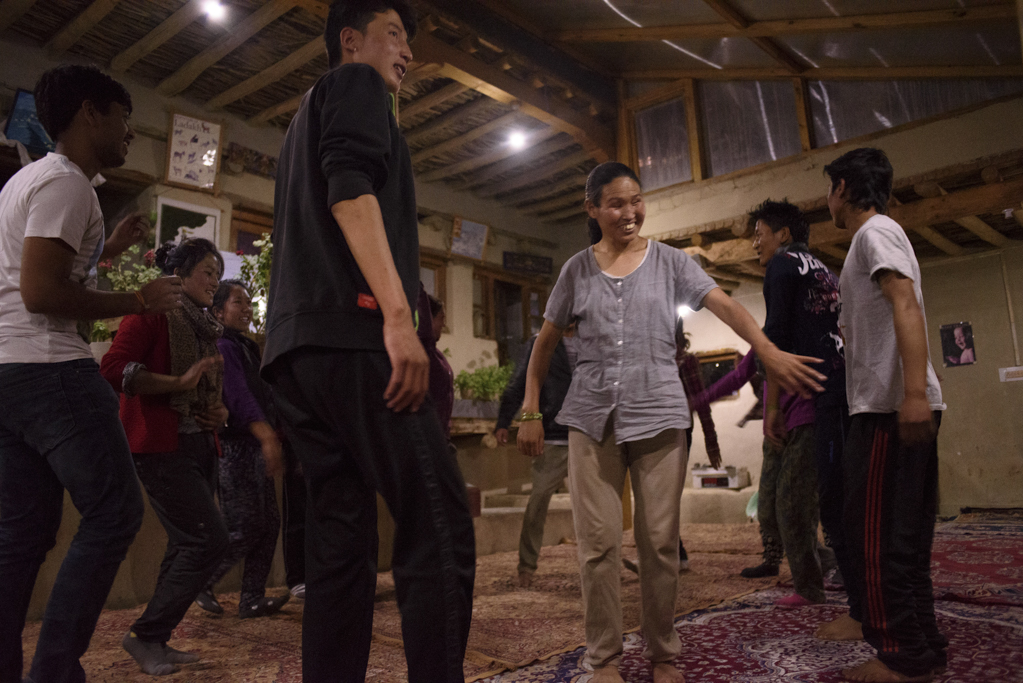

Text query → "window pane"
[635,97,692,191]
[809,79,1023,146]
[698,81,802,178]
[420,267,435,297]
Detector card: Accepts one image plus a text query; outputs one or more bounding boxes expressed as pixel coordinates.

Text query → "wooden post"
[792,78,815,152]
[616,79,634,166]
[681,79,704,182]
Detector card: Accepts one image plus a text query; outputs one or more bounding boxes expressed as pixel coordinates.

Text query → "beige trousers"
[568,424,688,669]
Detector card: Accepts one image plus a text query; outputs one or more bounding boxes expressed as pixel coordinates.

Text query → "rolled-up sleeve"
[318,64,392,208]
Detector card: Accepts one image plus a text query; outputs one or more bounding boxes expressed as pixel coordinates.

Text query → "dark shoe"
[741,562,780,578]
[622,558,639,574]
[194,589,223,615]
[289,583,306,600]
[678,540,690,572]
[239,593,291,618]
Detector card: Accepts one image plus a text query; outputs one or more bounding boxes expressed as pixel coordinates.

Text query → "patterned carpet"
[22,513,1022,681]
[20,523,778,681]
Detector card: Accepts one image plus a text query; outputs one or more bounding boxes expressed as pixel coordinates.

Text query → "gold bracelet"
[134,289,148,311]
[519,411,543,422]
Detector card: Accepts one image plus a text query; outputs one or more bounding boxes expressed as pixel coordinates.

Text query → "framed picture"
[695,349,743,400]
[155,197,220,247]
[450,216,489,261]
[940,322,976,367]
[164,112,223,192]
[3,89,55,155]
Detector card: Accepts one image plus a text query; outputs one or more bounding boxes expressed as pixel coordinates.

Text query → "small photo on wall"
[940,322,976,367]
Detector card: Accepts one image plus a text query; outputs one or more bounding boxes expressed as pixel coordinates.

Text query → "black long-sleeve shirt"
[263,64,419,375]
[497,336,574,442]
[762,243,846,403]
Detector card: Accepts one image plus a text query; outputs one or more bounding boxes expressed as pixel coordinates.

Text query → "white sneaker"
[290,583,306,600]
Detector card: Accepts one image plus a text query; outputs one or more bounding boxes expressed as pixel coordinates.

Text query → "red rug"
[930,509,1023,606]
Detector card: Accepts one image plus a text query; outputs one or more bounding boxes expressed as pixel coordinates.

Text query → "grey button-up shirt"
[546,240,718,444]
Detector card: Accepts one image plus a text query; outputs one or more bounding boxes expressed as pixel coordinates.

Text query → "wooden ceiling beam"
[914,181,1010,247]
[410,111,519,164]
[400,82,469,120]
[249,93,303,125]
[623,65,1023,80]
[403,97,494,144]
[911,225,966,255]
[401,62,443,89]
[455,133,578,189]
[207,36,324,109]
[46,0,122,57]
[412,31,613,161]
[477,149,595,198]
[685,176,1023,265]
[417,126,564,182]
[521,191,586,215]
[0,0,38,33]
[816,245,848,260]
[701,0,804,73]
[110,0,205,72]
[157,0,295,97]
[553,5,1017,42]
[507,173,589,205]
[540,204,587,223]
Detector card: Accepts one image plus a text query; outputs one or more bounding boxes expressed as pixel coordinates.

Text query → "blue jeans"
[0,360,144,683]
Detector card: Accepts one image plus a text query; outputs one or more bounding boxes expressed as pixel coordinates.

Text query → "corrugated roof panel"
[497,0,721,31]
[569,36,782,72]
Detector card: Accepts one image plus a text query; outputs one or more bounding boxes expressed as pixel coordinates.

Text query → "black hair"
[674,316,690,353]
[584,162,641,246]
[427,294,444,318]
[155,238,224,278]
[212,279,248,312]
[33,64,132,141]
[747,199,810,244]
[325,0,418,69]
[823,147,893,214]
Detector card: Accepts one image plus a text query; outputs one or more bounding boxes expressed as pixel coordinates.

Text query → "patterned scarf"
[167,296,223,418]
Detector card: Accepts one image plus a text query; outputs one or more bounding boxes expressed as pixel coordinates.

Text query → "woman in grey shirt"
[517,162,824,683]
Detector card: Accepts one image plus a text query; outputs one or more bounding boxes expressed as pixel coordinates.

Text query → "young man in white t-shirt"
[825,147,946,683]
[0,65,183,682]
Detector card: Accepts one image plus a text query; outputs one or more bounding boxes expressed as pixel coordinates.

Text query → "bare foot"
[841,658,934,682]
[517,571,533,588]
[653,662,685,683]
[592,663,625,683]
[816,613,863,641]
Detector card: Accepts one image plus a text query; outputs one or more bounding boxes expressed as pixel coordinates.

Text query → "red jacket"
[100,314,179,453]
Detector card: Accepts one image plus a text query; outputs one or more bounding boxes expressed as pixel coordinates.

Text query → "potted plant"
[89,319,112,362]
[452,363,514,419]
[238,236,272,338]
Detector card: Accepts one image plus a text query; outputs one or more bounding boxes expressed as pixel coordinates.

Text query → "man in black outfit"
[262,1,475,681]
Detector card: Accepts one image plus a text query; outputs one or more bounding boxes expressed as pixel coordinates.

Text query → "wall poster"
[165,113,223,192]
[940,322,976,367]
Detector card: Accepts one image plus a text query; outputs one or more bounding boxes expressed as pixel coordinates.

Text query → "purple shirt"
[218,337,267,428]
[691,351,813,432]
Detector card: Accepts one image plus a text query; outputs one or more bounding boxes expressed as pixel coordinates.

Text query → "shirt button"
[617,340,623,345]
[618,360,623,365]
[614,381,619,386]
[616,281,622,286]
[617,298,622,303]
[618,319,623,323]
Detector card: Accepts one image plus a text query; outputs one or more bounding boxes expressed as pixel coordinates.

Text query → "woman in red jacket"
[100,238,228,676]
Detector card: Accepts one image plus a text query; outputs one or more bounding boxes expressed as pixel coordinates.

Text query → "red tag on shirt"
[357,293,378,310]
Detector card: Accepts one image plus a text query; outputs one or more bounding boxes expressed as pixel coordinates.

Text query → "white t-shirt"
[0,153,105,363]
[838,214,945,415]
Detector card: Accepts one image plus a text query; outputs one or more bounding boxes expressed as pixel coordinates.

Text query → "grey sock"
[162,643,200,664]
[122,632,176,676]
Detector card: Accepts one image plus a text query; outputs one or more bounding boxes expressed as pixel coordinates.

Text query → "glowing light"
[508,131,527,150]
[203,1,226,20]
[677,305,693,318]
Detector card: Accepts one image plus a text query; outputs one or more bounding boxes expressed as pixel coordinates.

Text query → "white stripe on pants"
[568,424,688,669]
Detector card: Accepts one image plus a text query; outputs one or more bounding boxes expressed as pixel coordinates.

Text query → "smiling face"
[752,220,791,267]
[179,253,221,308]
[341,9,412,94]
[92,100,134,169]
[215,285,253,332]
[587,176,645,248]
[954,326,966,350]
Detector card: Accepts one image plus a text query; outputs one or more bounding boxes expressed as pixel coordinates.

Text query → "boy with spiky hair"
[262,1,475,680]
[826,147,946,683]
[0,64,183,681]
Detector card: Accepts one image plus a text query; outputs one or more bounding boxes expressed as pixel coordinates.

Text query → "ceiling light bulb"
[508,131,526,150]
[203,1,226,20]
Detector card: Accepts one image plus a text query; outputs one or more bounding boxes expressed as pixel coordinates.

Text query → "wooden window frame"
[230,208,272,252]
[472,263,550,342]
[419,251,448,333]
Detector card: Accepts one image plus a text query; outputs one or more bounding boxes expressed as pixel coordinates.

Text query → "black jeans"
[131,433,228,643]
[270,347,476,683]
[281,439,307,589]
[814,400,859,617]
[0,360,144,683]
[844,411,946,677]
